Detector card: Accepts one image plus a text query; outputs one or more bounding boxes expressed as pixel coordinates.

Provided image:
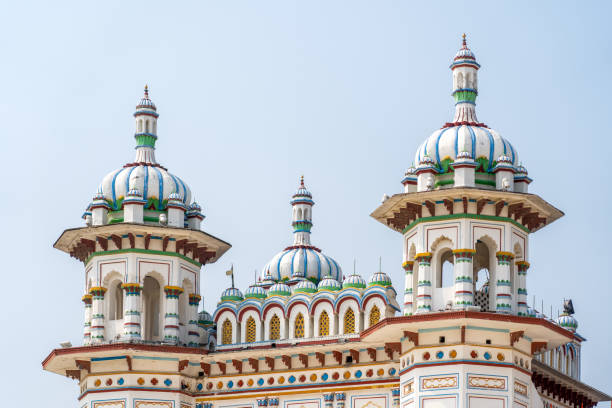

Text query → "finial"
[300,175,305,187]
[144,84,149,98]
[462,33,467,47]
[353,258,356,275]
[225,264,235,288]
[379,256,382,272]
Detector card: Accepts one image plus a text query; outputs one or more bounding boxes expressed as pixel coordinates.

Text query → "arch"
[297,208,303,220]
[369,305,380,327]
[237,305,261,321]
[262,301,286,319]
[142,275,162,341]
[145,120,150,133]
[213,306,237,322]
[312,299,335,336]
[269,314,281,340]
[104,271,124,323]
[304,207,309,220]
[152,121,157,134]
[245,316,256,343]
[343,308,355,334]
[221,319,233,345]
[457,72,464,89]
[309,297,334,315]
[318,310,330,336]
[286,299,309,317]
[294,313,305,338]
[334,292,362,313]
[178,279,193,326]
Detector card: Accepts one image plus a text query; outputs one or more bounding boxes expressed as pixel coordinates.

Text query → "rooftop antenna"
[353,258,356,275]
[226,264,235,289]
[379,256,382,272]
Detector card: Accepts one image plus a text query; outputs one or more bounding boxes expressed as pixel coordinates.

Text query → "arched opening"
[246,316,256,343]
[439,253,454,288]
[297,208,303,220]
[269,314,280,340]
[457,72,464,89]
[473,238,495,311]
[369,305,381,327]
[294,313,305,338]
[145,120,150,133]
[178,279,192,326]
[142,276,161,341]
[343,308,355,334]
[221,319,232,345]
[319,311,329,336]
[107,280,123,321]
[152,121,157,134]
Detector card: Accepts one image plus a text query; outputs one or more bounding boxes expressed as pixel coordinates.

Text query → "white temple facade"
[43,37,610,408]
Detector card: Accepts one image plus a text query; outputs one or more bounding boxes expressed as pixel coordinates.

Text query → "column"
[335,392,346,408]
[268,397,279,408]
[516,261,530,316]
[89,287,107,343]
[415,253,432,313]
[122,283,142,340]
[495,252,514,313]
[452,249,475,309]
[323,393,335,408]
[256,398,268,408]
[402,261,414,316]
[203,403,213,408]
[163,286,183,343]
[391,388,400,408]
[188,293,201,347]
[82,294,92,345]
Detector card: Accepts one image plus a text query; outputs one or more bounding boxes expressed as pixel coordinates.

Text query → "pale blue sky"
[1,1,610,405]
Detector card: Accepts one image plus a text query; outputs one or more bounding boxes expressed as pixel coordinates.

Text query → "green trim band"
[86,248,202,267]
[402,213,530,234]
[475,179,496,187]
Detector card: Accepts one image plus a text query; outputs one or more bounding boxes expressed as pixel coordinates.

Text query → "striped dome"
[198,310,213,324]
[317,276,342,291]
[368,271,392,287]
[262,247,342,283]
[220,287,243,302]
[556,314,578,332]
[293,279,317,294]
[268,282,292,297]
[343,273,366,289]
[244,284,267,299]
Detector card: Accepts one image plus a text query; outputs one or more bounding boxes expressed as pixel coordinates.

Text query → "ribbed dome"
[268,282,292,297]
[137,85,157,110]
[343,273,366,289]
[368,271,392,287]
[293,279,317,294]
[198,310,213,324]
[263,247,342,283]
[556,314,578,332]
[220,287,243,301]
[244,284,267,299]
[317,276,342,291]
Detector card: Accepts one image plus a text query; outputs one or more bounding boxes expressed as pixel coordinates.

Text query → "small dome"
[220,287,243,302]
[516,165,528,175]
[454,34,476,61]
[168,192,182,201]
[526,307,537,318]
[419,155,436,167]
[496,154,513,164]
[189,201,202,212]
[456,150,473,160]
[318,276,342,291]
[293,279,317,294]
[405,166,417,176]
[244,284,267,299]
[126,187,142,197]
[198,310,213,323]
[137,85,157,110]
[268,282,292,297]
[343,273,366,289]
[292,175,312,199]
[556,314,578,332]
[93,188,105,201]
[368,271,392,287]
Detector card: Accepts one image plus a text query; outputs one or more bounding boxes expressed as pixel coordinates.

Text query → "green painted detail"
[418,325,461,333]
[475,158,491,173]
[292,221,312,232]
[293,287,317,293]
[220,295,243,301]
[439,157,453,173]
[465,325,509,333]
[475,179,496,187]
[453,90,477,104]
[435,179,455,187]
[317,286,340,292]
[245,293,267,299]
[343,283,366,289]
[402,213,530,234]
[135,134,157,148]
[86,248,202,267]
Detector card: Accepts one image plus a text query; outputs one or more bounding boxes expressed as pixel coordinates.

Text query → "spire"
[291,176,314,246]
[133,85,160,164]
[450,34,481,124]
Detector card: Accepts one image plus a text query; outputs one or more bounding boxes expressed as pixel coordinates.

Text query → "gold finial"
[300,175,305,187]
[462,33,467,48]
[144,84,149,98]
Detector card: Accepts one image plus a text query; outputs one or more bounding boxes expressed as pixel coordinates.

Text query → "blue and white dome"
[268,282,292,297]
[244,284,267,299]
[317,276,342,291]
[293,279,317,294]
[220,287,243,302]
[556,314,578,332]
[263,247,342,283]
[368,271,392,287]
[343,273,366,289]
[198,310,213,324]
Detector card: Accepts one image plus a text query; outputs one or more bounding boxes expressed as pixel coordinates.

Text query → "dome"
[198,310,213,324]
[516,165,528,175]
[263,247,342,283]
[456,150,473,160]
[126,187,142,197]
[292,175,312,200]
[168,192,183,201]
[268,282,292,297]
[556,314,578,332]
[137,85,157,110]
[189,201,202,212]
[343,273,366,289]
[244,284,267,299]
[317,276,342,291]
[220,287,243,302]
[526,307,537,318]
[293,279,317,294]
[368,271,392,287]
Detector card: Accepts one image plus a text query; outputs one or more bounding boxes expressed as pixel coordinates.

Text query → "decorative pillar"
[391,388,400,408]
[516,261,530,316]
[82,294,92,345]
[495,252,514,313]
[89,287,107,343]
[335,392,346,408]
[452,249,475,309]
[415,253,432,313]
[163,286,183,343]
[256,398,268,408]
[268,397,279,408]
[122,283,142,340]
[402,261,414,315]
[188,293,202,347]
[203,403,213,408]
[323,393,335,408]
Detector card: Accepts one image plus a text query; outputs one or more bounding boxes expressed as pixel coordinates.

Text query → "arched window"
[369,305,380,327]
[270,315,280,340]
[297,208,302,220]
[152,121,157,134]
[343,308,355,334]
[142,276,161,341]
[246,316,256,343]
[108,281,123,321]
[319,311,329,336]
[222,319,232,345]
[145,120,150,133]
[294,313,305,338]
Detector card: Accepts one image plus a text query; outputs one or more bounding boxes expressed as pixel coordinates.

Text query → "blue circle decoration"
[164,379,172,386]
[227,380,234,389]
[321,373,329,381]
[355,370,362,378]
[197,383,203,391]
[484,352,492,360]
[389,368,396,376]
[436,351,444,359]
[288,375,296,384]
[117,378,124,385]
[257,378,264,386]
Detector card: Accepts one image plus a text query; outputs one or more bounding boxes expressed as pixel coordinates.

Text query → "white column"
[415,253,432,313]
[122,283,142,340]
[89,287,107,343]
[163,286,183,343]
[323,393,335,408]
[495,252,514,313]
[452,249,475,309]
[335,392,346,408]
[188,293,201,347]
[82,294,92,345]
[402,261,414,315]
[516,261,530,316]
[392,388,400,408]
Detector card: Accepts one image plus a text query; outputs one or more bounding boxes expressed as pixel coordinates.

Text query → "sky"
[0,0,610,405]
